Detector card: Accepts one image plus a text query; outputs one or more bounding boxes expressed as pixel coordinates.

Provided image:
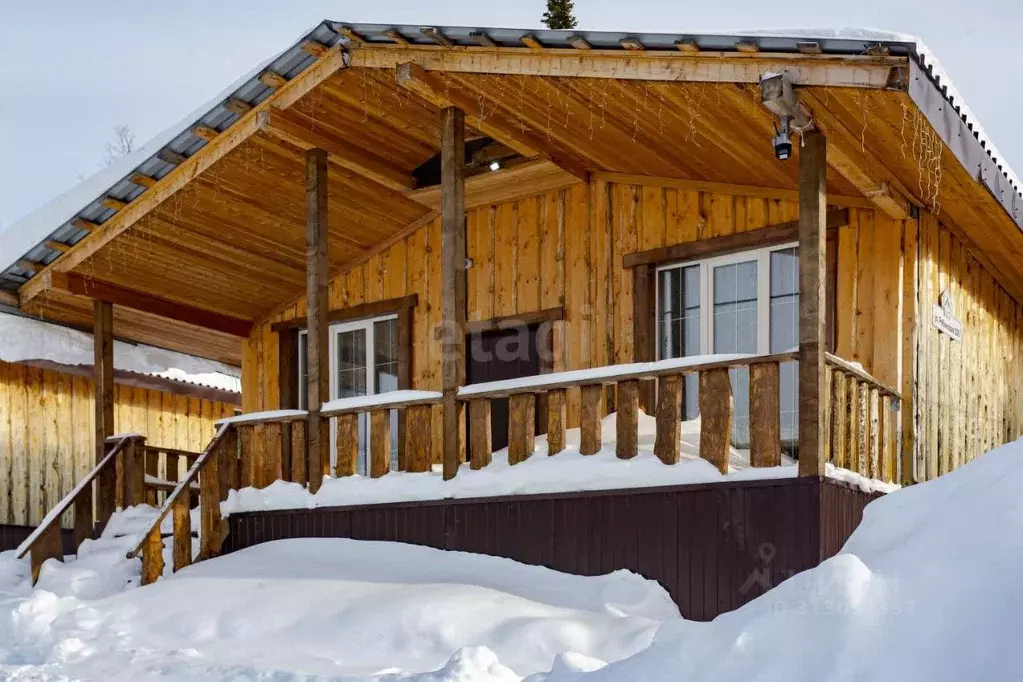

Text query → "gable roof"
[1,21,1019,299]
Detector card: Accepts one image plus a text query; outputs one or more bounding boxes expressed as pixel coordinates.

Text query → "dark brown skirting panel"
[223,477,881,621]
[0,524,76,555]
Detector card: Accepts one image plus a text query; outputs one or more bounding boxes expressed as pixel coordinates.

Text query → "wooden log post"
[749,362,781,467]
[145,448,159,506]
[616,380,640,459]
[123,436,146,507]
[172,495,191,572]
[336,413,359,477]
[140,524,164,586]
[262,422,284,486]
[845,376,860,472]
[547,388,566,456]
[73,485,94,548]
[238,424,254,488]
[579,385,602,455]
[654,375,682,465]
[306,147,330,493]
[699,368,733,473]
[370,410,391,477]
[469,399,492,469]
[290,419,307,485]
[440,106,468,481]
[857,382,870,476]
[829,370,848,469]
[867,387,881,479]
[94,300,116,529]
[219,427,238,503]
[199,437,223,560]
[30,522,64,584]
[405,405,433,473]
[880,394,894,482]
[798,129,828,477]
[508,394,536,464]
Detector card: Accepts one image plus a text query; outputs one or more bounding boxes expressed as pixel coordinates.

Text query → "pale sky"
[1,0,1018,229]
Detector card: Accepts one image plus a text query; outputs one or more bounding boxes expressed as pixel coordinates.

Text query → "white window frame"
[297,313,400,472]
[654,241,798,359]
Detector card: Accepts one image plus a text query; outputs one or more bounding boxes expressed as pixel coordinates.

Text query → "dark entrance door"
[466,324,545,452]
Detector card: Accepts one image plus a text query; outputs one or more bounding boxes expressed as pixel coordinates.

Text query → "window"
[297,314,400,474]
[656,243,798,451]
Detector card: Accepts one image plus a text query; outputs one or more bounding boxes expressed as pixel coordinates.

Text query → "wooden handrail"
[16,436,132,559]
[144,445,202,460]
[127,423,232,559]
[320,390,443,418]
[457,351,800,400]
[824,353,900,400]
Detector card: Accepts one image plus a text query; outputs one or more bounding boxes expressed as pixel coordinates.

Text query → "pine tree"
[542,0,578,30]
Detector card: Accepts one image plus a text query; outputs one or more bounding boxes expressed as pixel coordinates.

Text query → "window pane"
[658,266,701,420]
[373,319,401,471]
[770,248,799,455]
[298,332,308,410]
[712,260,757,447]
[337,329,367,399]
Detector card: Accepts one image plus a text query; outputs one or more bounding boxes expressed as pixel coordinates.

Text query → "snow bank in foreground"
[533,436,1023,682]
[0,538,676,680]
[224,411,896,516]
[4,436,1023,679]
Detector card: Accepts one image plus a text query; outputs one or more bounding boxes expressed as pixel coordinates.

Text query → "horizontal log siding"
[0,360,235,527]
[224,476,880,621]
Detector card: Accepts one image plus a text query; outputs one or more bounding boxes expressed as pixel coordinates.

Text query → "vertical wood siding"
[913,211,1023,482]
[0,361,236,527]
[243,183,1022,476]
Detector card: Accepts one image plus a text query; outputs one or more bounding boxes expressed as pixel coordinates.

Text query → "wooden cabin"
[7,24,1023,607]
[0,353,237,549]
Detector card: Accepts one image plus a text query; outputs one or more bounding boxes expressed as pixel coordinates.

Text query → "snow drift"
[3,436,1023,680]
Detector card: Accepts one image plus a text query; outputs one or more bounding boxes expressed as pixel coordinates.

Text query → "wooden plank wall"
[0,360,235,527]
[244,182,831,464]
[913,211,1023,482]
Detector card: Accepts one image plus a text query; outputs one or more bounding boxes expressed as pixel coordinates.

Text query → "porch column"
[440,106,467,480]
[798,130,828,477]
[305,148,330,492]
[94,300,115,526]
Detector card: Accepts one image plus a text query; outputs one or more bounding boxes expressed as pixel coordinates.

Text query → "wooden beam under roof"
[800,90,915,218]
[19,44,347,306]
[46,271,253,337]
[352,45,906,89]
[592,170,875,208]
[71,218,99,233]
[395,62,590,180]
[257,109,415,192]
[131,173,158,189]
[407,159,580,210]
[0,290,18,307]
[259,70,289,89]
[44,240,71,254]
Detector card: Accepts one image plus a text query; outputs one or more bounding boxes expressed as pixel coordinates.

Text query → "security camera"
[773,116,793,161]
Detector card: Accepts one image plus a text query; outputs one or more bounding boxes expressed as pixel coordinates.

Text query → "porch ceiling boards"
[16,32,1023,356]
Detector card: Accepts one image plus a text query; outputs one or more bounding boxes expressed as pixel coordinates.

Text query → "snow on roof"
[0,312,240,390]
[1,23,1018,296]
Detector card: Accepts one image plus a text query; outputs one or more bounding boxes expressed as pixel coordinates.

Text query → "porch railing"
[17,433,145,582]
[824,352,902,482]
[457,351,801,472]
[119,350,901,586]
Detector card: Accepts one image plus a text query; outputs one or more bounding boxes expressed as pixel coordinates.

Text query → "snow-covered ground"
[2,435,1023,680]
[223,410,896,517]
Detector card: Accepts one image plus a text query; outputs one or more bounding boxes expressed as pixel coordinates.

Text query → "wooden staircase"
[16,433,210,584]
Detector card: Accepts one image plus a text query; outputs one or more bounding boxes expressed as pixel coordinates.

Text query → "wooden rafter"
[71,218,99,233]
[102,197,128,212]
[19,44,347,306]
[192,125,219,142]
[257,109,414,192]
[395,62,590,180]
[225,98,253,115]
[157,149,187,166]
[0,290,17,307]
[591,171,875,208]
[46,271,253,337]
[259,70,288,89]
[44,240,71,254]
[131,173,157,189]
[352,45,907,89]
[407,159,580,210]
[800,90,914,218]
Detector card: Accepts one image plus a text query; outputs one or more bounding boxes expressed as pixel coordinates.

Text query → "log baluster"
[579,385,602,456]
[616,380,639,460]
[654,375,682,465]
[699,368,733,473]
[546,388,566,456]
[469,399,492,469]
[508,394,537,464]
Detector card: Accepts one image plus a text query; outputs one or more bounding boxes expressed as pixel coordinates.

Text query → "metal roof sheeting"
[2,21,1020,297]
